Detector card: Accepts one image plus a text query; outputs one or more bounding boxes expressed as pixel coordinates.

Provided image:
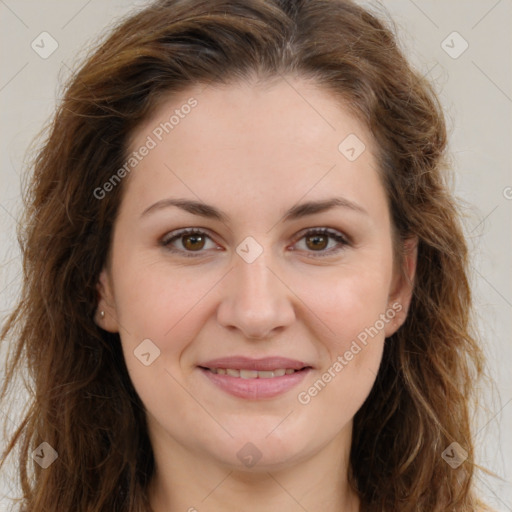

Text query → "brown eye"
[305,233,329,251]
[293,228,349,257]
[181,233,206,251]
[161,228,218,257]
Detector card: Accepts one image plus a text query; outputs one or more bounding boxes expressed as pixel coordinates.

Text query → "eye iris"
[182,234,205,251]
[306,234,328,251]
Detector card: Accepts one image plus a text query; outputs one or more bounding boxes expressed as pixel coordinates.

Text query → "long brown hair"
[1,0,489,510]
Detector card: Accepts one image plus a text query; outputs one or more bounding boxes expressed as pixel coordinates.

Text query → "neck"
[147,425,360,512]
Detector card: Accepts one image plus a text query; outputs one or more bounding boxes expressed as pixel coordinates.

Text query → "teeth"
[240,370,259,379]
[209,368,301,378]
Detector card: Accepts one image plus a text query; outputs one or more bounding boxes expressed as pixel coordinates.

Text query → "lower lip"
[198,367,311,400]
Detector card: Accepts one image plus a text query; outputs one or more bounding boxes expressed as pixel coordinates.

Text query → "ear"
[94,267,120,333]
[384,236,418,337]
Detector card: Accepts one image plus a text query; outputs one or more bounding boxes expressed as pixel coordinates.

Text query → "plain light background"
[0,0,511,510]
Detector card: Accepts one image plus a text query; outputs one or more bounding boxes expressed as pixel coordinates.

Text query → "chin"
[203,431,313,473]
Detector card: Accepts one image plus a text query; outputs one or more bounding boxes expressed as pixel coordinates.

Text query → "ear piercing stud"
[99,310,105,319]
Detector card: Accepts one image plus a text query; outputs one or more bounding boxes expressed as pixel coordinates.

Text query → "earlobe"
[95,268,119,333]
[384,236,418,337]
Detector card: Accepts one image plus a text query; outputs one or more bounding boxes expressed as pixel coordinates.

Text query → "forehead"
[121,77,386,222]
[134,77,369,151]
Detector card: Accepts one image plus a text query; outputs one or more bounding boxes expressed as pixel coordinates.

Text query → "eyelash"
[160,227,350,259]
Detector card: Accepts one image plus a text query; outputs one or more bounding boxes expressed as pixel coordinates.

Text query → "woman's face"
[97,77,415,471]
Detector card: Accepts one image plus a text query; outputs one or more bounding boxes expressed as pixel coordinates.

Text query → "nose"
[216,250,296,340]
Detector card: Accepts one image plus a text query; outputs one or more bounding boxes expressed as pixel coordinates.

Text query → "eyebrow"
[140,196,368,222]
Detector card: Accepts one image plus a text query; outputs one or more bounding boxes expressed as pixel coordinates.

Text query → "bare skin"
[96,76,417,512]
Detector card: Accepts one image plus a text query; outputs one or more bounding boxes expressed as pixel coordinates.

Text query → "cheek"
[112,253,218,341]
[110,258,227,413]
[292,262,393,348]
[111,261,212,417]
[293,270,391,424]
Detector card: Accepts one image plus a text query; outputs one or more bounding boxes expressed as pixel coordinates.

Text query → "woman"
[0,0,491,510]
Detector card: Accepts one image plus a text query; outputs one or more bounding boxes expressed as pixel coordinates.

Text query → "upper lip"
[198,356,312,371]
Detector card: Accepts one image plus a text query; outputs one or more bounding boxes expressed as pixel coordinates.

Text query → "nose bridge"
[238,253,275,300]
[216,244,295,338]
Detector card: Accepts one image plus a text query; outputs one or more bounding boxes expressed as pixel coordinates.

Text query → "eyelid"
[293,226,350,245]
[160,226,350,258]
